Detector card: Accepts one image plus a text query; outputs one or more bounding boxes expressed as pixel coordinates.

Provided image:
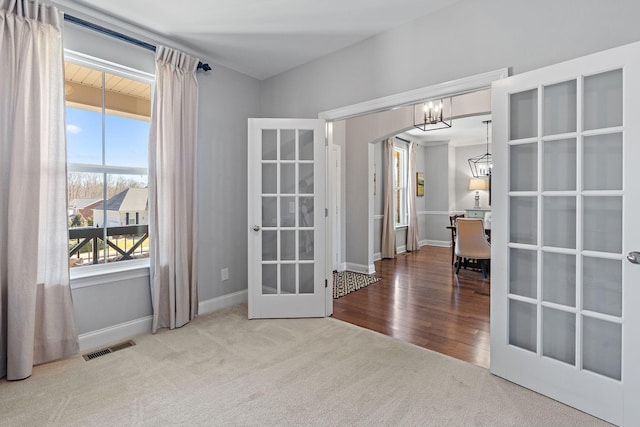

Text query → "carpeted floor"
[0,304,609,426]
[333,270,381,298]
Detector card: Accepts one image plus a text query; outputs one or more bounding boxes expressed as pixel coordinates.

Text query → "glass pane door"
[248,118,326,319]
[506,70,623,380]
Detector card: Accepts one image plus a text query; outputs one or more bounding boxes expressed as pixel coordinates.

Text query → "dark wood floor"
[331,246,490,369]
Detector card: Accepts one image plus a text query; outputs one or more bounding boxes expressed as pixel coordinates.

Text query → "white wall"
[259,0,640,118]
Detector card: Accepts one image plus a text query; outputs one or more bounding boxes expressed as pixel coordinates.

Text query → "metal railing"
[68,225,149,266]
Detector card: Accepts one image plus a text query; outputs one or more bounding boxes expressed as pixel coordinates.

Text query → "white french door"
[491,42,640,425]
[247,118,326,319]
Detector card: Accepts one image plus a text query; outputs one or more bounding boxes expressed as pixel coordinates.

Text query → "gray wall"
[454,144,491,211]
[259,0,640,118]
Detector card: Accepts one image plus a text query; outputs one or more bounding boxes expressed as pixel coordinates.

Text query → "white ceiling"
[403,114,492,147]
[64,0,462,80]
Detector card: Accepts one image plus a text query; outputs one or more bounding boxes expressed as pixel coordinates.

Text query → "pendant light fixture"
[413,97,452,131]
[468,120,493,177]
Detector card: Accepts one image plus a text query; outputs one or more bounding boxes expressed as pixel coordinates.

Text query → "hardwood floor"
[331,246,490,369]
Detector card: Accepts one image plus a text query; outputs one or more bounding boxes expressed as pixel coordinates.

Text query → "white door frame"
[317,68,509,280]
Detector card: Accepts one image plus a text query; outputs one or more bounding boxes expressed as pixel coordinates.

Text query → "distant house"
[68,198,102,220]
[92,188,149,227]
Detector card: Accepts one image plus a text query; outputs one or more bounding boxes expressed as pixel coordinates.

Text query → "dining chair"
[449,214,465,265]
[455,218,491,278]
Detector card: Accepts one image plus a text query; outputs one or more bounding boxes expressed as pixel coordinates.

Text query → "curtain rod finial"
[197,62,211,72]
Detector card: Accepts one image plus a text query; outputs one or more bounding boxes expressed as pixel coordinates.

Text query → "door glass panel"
[281,264,296,294]
[510,143,538,191]
[262,129,277,160]
[281,129,296,161]
[543,307,576,365]
[583,196,622,253]
[262,197,277,227]
[542,252,576,307]
[300,263,314,294]
[281,230,296,261]
[299,230,314,260]
[280,197,296,227]
[582,316,621,381]
[543,138,576,191]
[299,197,314,227]
[262,164,277,194]
[510,89,538,140]
[281,164,296,194]
[262,230,277,261]
[299,130,314,160]
[509,248,537,298]
[509,300,537,352]
[510,197,537,244]
[262,264,277,294]
[299,164,314,194]
[544,80,577,136]
[583,256,622,316]
[543,196,576,249]
[583,133,622,191]
[584,69,623,131]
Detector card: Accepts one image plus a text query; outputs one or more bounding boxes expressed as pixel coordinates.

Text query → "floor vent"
[83,340,136,361]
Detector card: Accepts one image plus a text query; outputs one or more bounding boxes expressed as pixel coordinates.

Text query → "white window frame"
[65,50,154,277]
[393,145,408,228]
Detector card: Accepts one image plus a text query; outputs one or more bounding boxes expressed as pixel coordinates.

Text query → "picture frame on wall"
[416,172,424,197]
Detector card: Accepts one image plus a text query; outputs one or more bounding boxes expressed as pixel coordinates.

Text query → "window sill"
[70,258,150,290]
[395,224,408,230]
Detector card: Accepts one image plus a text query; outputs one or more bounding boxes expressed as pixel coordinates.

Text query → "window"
[65,53,153,268]
[393,145,408,227]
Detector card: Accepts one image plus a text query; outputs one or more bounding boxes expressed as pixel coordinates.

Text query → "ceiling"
[63,0,462,80]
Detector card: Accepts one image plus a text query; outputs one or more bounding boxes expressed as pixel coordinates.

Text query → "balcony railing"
[68,225,149,267]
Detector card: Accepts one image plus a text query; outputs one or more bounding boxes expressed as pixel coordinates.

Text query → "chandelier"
[413,98,452,131]
[468,120,493,177]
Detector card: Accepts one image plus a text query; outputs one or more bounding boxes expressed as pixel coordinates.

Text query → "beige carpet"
[0,305,609,427]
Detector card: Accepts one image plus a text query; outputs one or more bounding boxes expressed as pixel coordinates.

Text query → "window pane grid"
[65,59,151,268]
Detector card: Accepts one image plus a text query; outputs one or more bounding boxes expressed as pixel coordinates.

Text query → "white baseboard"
[333,262,347,272]
[199,290,248,315]
[422,239,451,248]
[373,252,381,262]
[344,262,376,274]
[78,316,153,352]
[78,290,249,352]
[397,245,407,254]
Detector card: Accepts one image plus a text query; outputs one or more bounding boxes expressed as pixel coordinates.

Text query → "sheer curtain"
[406,142,420,251]
[149,46,199,333]
[381,138,396,259]
[0,0,79,380]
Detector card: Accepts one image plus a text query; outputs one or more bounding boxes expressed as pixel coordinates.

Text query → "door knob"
[627,251,640,264]
[252,225,261,231]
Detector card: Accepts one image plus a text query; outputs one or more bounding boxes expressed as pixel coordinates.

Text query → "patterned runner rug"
[333,270,381,299]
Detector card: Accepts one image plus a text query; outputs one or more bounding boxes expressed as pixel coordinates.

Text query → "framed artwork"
[416,172,424,197]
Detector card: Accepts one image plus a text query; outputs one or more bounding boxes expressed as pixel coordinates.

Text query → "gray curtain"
[406,142,420,251]
[149,46,200,332]
[381,138,396,259]
[0,0,79,380]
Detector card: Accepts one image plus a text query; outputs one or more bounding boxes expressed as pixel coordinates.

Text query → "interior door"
[248,118,326,319]
[491,41,640,425]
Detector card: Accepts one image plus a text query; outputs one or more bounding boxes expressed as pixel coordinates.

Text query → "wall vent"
[82,340,136,361]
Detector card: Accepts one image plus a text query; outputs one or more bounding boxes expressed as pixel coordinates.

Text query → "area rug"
[333,270,381,298]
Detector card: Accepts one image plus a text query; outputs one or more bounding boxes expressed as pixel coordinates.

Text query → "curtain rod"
[395,136,411,144]
[63,14,211,72]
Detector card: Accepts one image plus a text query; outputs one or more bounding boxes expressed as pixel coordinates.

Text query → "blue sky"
[66,107,150,169]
